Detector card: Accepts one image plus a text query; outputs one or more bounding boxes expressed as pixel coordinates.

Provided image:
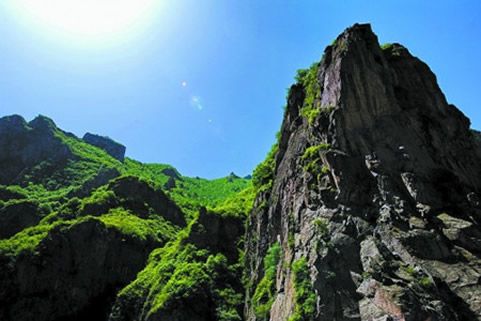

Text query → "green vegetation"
[313,218,329,237]
[404,265,416,276]
[5,121,251,221]
[401,265,433,288]
[0,208,178,257]
[0,115,255,320]
[0,220,66,256]
[296,63,321,125]
[320,165,330,175]
[381,43,402,56]
[170,175,251,218]
[301,144,330,162]
[253,143,278,193]
[114,213,245,321]
[301,144,331,182]
[0,131,251,255]
[381,43,394,50]
[419,276,433,288]
[98,208,178,242]
[289,258,317,321]
[213,185,256,217]
[301,107,321,125]
[252,243,281,320]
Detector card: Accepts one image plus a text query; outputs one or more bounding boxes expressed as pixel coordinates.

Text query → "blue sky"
[0,1,480,178]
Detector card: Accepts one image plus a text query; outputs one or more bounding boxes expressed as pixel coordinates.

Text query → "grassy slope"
[0,124,252,256]
[0,117,256,321]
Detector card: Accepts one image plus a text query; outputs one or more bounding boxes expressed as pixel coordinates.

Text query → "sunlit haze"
[7,0,160,43]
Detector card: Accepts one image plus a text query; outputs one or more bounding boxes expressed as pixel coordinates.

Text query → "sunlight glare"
[10,0,159,42]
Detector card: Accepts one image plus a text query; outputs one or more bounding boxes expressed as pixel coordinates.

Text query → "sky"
[0,1,480,178]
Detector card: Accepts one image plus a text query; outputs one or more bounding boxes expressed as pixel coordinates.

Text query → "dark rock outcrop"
[0,115,71,185]
[0,200,44,239]
[107,176,186,227]
[76,176,187,227]
[83,133,126,161]
[245,24,481,321]
[67,168,121,199]
[160,167,182,180]
[0,218,166,321]
[187,207,245,262]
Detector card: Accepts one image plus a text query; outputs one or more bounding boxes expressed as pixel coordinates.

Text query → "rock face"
[83,133,126,161]
[245,24,481,321]
[105,176,187,227]
[0,219,166,321]
[0,200,43,239]
[0,115,72,185]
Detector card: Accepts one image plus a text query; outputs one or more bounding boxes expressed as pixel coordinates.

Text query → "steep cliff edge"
[245,24,481,321]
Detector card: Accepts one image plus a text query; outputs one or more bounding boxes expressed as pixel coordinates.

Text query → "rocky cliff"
[245,24,481,321]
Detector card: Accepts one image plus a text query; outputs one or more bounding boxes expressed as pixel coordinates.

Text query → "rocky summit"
[245,23,481,321]
[1,23,481,321]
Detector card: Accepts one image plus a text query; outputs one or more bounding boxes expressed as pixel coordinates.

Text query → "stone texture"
[0,200,43,239]
[245,24,481,321]
[0,115,72,185]
[0,219,165,321]
[83,133,126,161]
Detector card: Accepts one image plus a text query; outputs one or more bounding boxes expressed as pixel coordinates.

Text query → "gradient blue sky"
[0,1,480,178]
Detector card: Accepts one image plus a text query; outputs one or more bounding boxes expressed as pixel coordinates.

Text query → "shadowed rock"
[83,133,126,161]
[0,115,72,185]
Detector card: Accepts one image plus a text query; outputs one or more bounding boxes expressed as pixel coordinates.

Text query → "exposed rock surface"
[0,115,72,185]
[0,200,43,239]
[67,167,121,199]
[245,24,481,321]
[83,133,126,161]
[103,176,187,227]
[0,218,168,321]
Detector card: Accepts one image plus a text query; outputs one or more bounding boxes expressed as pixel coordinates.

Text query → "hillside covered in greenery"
[0,114,254,321]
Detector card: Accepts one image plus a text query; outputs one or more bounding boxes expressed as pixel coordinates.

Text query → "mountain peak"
[246,24,481,321]
[28,115,58,132]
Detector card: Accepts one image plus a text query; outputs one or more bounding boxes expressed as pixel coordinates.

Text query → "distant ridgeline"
[2,23,481,321]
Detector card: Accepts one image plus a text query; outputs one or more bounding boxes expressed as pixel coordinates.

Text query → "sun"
[9,0,159,42]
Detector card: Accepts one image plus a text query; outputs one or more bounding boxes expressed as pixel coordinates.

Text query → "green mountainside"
[0,114,253,321]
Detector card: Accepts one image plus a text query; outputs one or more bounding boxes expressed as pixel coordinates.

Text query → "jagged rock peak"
[0,114,71,185]
[0,114,28,130]
[245,23,481,321]
[28,115,58,131]
[0,114,58,133]
[83,132,126,161]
